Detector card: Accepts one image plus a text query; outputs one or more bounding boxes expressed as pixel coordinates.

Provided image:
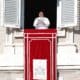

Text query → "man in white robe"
[33,11,50,29]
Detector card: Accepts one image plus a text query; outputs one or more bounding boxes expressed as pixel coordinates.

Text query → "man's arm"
[33,18,38,27]
[43,18,50,27]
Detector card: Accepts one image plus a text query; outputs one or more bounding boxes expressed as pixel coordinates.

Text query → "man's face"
[39,12,44,17]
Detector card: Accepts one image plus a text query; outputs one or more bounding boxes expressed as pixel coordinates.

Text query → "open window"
[24,0,57,29]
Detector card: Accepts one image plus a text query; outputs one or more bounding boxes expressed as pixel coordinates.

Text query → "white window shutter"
[57,0,77,28]
[57,0,62,28]
[4,0,24,28]
[0,0,1,26]
[0,0,4,27]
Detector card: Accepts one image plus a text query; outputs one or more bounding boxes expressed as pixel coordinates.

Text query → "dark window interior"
[24,0,57,29]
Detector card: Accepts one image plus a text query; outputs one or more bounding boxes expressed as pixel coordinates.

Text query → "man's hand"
[37,20,46,25]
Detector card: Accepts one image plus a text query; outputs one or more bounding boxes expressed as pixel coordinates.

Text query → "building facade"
[0,0,24,79]
[0,28,24,80]
[57,0,80,80]
[0,0,80,80]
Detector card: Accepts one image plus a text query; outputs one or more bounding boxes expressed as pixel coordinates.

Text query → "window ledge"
[5,43,23,47]
[58,42,76,46]
[0,66,23,70]
[14,32,24,38]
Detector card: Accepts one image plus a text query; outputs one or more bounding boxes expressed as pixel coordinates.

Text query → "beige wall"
[59,70,80,80]
[0,27,24,80]
[0,27,6,54]
[0,70,24,80]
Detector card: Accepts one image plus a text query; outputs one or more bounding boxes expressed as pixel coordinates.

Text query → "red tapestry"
[24,29,56,80]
